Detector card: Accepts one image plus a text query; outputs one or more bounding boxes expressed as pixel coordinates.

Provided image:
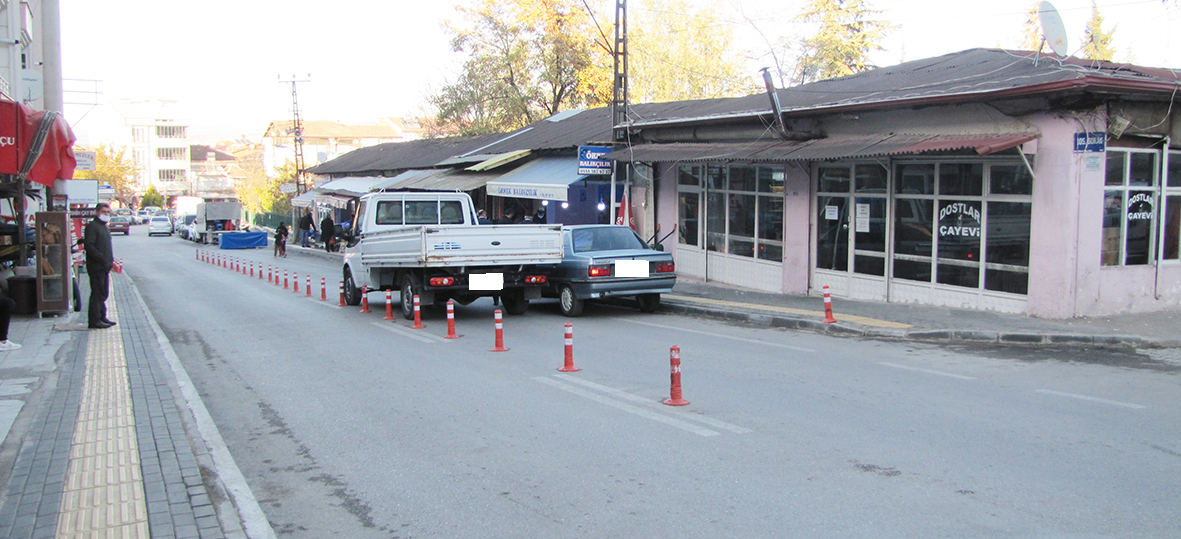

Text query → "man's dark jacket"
[83,218,113,271]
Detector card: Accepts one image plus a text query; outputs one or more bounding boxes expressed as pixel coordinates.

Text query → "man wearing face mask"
[83,203,116,329]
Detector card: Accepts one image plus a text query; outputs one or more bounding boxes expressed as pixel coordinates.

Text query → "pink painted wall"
[1028,111,1181,317]
[655,162,680,255]
[780,164,811,294]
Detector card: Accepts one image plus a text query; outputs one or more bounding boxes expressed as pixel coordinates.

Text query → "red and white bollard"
[293,272,300,294]
[306,275,312,297]
[360,286,371,313]
[558,323,579,372]
[267,265,272,283]
[490,310,508,352]
[259,263,264,280]
[339,281,346,307]
[411,295,425,329]
[444,300,459,339]
[383,290,395,320]
[320,278,327,301]
[663,345,688,406]
[250,262,255,278]
[283,270,289,290]
[822,285,837,324]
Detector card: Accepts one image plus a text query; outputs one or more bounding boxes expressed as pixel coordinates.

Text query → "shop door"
[813,164,889,300]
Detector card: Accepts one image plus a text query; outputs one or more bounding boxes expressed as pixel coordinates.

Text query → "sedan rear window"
[572,228,647,253]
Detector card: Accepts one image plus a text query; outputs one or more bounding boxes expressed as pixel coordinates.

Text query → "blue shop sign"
[578,145,613,175]
[1074,132,1106,153]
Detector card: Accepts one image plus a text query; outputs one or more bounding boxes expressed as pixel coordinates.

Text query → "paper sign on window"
[855,204,870,233]
[825,205,839,220]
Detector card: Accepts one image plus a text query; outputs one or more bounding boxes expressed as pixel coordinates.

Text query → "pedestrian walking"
[0,295,21,350]
[320,213,336,252]
[298,211,314,247]
[83,203,115,329]
[274,222,288,257]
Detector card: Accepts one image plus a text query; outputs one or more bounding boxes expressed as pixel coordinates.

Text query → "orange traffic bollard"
[822,285,837,324]
[339,281,346,307]
[490,310,508,352]
[444,300,459,339]
[306,275,312,297]
[320,278,327,301]
[559,323,579,372]
[284,270,289,290]
[360,286,371,313]
[293,272,301,294]
[411,295,425,329]
[383,290,395,320]
[663,345,688,406]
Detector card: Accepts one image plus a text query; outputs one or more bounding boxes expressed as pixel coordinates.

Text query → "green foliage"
[793,0,893,84]
[1020,2,1043,51]
[1082,1,1116,61]
[629,0,758,103]
[430,0,611,136]
[72,144,136,207]
[140,184,164,208]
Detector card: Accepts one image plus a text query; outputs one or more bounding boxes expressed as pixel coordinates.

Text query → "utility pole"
[278,74,310,194]
[609,0,628,224]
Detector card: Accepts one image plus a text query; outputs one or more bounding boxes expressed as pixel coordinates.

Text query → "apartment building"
[113,99,191,196]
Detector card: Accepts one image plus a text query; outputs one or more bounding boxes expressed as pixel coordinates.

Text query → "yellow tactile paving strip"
[664,294,913,329]
[56,301,150,539]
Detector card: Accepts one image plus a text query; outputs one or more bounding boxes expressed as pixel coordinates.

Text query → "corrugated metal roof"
[606,132,1039,162]
[485,157,588,200]
[317,176,389,197]
[306,133,505,175]
[375,168,501,192]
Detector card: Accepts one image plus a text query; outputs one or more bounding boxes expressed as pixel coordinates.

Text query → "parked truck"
[192,200,243,244]
[342,191,564,317]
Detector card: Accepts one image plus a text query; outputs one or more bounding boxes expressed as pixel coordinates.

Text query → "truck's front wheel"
[400,273,421,320]
[343,269,362,306]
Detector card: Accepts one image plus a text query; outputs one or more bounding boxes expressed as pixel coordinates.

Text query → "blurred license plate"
[615,260,648,278]
[470,273,504,290]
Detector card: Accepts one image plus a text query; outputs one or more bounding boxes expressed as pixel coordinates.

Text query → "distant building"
[0,0,43,104]
[189,145,236,197]
[112,99,192,197]
[261,118,425,177]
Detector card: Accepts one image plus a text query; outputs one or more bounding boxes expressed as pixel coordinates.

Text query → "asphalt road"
[120,229,1181,538]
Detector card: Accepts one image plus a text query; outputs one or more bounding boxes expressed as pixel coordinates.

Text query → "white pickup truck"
[341,191,564,317]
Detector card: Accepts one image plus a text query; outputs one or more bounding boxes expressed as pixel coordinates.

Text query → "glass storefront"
[678,163,785,262]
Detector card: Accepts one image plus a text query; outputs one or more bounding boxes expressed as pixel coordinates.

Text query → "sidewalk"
[0,272,268,539]
[275,239,1180,348]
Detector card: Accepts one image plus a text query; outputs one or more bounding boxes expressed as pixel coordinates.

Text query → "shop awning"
[606,132,1039,163]
[291,190,317,207]
[485,157,588,201]
[316,176,387,197]
[314,193,353,208]
[0,101,77,187]
[373,168,500,192]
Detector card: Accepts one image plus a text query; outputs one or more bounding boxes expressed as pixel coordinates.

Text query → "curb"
[661,299,1165,349]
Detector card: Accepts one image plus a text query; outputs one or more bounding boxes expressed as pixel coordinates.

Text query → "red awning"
[0,100,77,187]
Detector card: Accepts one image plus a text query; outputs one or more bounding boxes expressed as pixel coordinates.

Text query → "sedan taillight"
[588,264,612,277]
[655,261,675,273]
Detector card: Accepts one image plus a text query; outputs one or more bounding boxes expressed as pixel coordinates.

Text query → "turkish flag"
[615,192,635,230]
[0,99,77,186]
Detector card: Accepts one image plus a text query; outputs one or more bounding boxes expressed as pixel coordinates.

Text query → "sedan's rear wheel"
[559,285,583,317]
[636,293,661,313]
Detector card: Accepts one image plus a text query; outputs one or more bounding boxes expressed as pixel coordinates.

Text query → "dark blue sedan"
[543,225,676,316]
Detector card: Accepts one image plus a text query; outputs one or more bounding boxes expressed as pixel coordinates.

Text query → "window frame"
[676,163,785,261]
[1102,148,1160,267]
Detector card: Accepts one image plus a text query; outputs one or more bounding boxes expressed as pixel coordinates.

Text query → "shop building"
[612,49,1181,318]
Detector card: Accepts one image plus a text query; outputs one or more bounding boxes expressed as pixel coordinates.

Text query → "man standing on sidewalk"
[298,210,314,248]
[83,203,116,329]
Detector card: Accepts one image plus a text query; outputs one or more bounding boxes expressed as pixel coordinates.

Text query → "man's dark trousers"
[87,265,109,325]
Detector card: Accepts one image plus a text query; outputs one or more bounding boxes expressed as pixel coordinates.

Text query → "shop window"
[817,196,848,271]
[818,167,850,193]
[895,163,934,195]
[678,192,699,246]
[1102,149,1159,266]
[707,165,727,190]
[728,194,756,256]
[730,165,756,192]
[985,202,1031,294]
[855,164,887,193]
[678,165,701,186]
[1164,151,1181,260]
[939,163,984,196]
[757,196,783,261]
[853,197,887,276]
[758,167,784,194]
[990,165,1033,195]
[706,192,725,252]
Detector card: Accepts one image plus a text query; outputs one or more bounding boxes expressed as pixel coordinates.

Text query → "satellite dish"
[1038,1,1068,56]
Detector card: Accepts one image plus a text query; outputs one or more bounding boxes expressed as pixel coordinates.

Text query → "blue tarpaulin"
[218,231,268,249]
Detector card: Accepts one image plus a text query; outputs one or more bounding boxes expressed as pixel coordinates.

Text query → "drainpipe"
[1156,135,1170,300]
[760,68,791,141]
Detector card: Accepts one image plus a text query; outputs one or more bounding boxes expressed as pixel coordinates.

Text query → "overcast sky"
[59,0,1179,147]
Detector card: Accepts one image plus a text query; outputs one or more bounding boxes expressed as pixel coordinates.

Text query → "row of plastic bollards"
[196,249,691,407]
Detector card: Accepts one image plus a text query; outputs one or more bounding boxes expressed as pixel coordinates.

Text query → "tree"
[140,184,164,208]
[71,144,136,208]
[792,0,893,84]
[1020,2,1043,51]
[235,150,291,216]
[1082,0,1116,61]
[431,0,611,135]
[629,0,758,103]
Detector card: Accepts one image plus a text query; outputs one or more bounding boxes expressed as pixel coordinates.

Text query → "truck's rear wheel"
[501,289,529,315]
[343,269,361,306]
[400,273,421,320]
[636,293,661,313]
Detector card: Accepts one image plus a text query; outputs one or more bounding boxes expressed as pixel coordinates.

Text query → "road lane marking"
[311,299,342,309]
[630,320,816,352]
[1035,389,1145,409]
[878,362,976,380]
[371,321,444,343]
[534,377,720,437]
[553,374,752,434]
